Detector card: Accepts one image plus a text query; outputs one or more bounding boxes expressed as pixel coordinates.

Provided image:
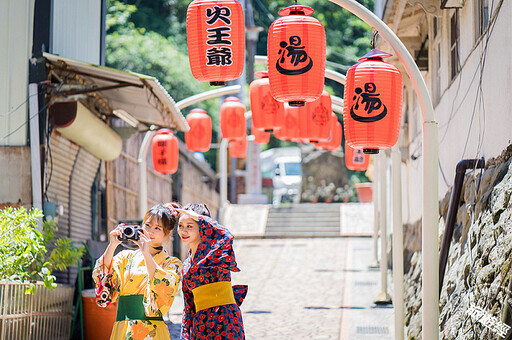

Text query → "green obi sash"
[116,294,164,322]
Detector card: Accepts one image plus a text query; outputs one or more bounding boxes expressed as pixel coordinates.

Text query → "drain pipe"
[438,158,485,294]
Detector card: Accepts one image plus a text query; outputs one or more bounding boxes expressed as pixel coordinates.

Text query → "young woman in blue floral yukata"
[93,203,182,340]
[177,203,248,340]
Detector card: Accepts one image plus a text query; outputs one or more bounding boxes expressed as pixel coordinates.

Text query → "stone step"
[266,222,340,228]
[263,231,342,237]
[265,226,339,232]
[266,215,340,223]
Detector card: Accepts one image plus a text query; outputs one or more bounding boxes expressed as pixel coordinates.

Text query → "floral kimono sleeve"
[92,251,126,307]
[145,255,182,317]
[180,289,195,340]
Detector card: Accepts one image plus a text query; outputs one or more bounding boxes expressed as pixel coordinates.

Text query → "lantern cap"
[225,96,241,102]
[278,4,314,16]
[254,71,269,79]
[157,128,173,135]
[190,108,207,114]
[358,49,393,61]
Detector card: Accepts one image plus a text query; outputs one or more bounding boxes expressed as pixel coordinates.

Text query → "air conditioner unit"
[441,0,464,9]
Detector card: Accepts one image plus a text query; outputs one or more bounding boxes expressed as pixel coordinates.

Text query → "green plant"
[0,207,84,293]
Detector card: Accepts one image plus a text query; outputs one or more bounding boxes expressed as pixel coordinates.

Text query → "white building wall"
[52,0,102,64]
[403,1,512,224]
[0,0,34,146]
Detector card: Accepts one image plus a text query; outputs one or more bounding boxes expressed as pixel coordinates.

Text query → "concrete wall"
[0,147,33,207]
[399,1,512,223]
[0,0,34,146]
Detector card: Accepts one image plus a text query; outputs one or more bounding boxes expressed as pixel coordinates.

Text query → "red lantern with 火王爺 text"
[268,4,326,107]
[298,90,332,142]
[229,136,247,158]
[152,129,179,174]
[249,71,285,131]
[187,0,245,86]
[185,108,212,152]
[343,49,403,154]
[345,142,370,171]
[220,96,246,139]
[251,125,270,144]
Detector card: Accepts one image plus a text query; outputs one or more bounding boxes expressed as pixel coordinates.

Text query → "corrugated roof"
[44,53,189,132]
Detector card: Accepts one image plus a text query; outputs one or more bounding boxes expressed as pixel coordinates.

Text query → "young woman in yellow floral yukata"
[93,204,182,340]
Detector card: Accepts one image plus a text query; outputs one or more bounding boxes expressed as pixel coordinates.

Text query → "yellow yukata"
[93,249,182,340]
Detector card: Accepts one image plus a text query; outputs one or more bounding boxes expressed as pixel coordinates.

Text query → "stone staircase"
[264,203,341,237]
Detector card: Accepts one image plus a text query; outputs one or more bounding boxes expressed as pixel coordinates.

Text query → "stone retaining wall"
[403,145,512,339]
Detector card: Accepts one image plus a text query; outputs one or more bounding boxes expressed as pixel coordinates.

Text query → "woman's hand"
[108,224,124,247]
[134,228,152,256]
[176,208,200,222]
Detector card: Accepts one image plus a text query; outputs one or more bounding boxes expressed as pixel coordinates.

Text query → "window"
[477,0,490,39]
[450,11,460,80]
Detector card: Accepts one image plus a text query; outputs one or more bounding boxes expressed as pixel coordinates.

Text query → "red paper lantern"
[185,108,212,152]
[249,71,285,131]
[187,0,245,86]
[220,96,246,139]
[251,125,270,144]
[268,4,326,107]
[229,137,247,158]
[152,129,179,174]
[343,49,403,154]
[275,104,300,141]
[345,142,370,171]
[298,90,332,142]
[315,119,342,151]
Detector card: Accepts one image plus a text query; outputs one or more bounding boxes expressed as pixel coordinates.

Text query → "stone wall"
[403,145,512,339]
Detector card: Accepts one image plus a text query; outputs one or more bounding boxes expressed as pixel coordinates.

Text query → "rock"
[476,264,495,286]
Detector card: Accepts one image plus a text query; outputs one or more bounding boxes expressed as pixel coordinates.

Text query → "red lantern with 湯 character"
[275,104,300,141]
[251,125,270,144]
[345,142,370,171]
[343,49,403,154]
[185,108,212,152]
[267,4,326,107]
[152,129,179,174]
[249,71,285,131]
[298,90,332,142]
[187,0,245,86]
[220,96,246,139]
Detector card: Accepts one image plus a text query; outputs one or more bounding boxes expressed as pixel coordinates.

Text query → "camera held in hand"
[118,224,141,241]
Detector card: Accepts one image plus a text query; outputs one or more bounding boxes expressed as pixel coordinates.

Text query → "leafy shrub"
[0,207,84,293]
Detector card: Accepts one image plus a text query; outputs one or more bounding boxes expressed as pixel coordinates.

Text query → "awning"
[44,53,189,132]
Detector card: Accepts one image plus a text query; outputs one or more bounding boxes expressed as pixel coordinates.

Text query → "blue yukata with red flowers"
[180,215,248,340]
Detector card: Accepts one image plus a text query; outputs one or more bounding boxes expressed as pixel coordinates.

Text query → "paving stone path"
[167,236,395,339]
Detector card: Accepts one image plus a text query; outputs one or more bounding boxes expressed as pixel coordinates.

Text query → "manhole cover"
[356,326,389,335]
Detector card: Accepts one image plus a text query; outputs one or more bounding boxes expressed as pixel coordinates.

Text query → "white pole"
[326,1,438,338]
[423,121,439,337]
[29,83,43,230]
[371,155,380,268]
[175,86,241,110]
[375,153,391,304]
[219,138,229,207]
[392,145,404,339]
[138,130,155,219]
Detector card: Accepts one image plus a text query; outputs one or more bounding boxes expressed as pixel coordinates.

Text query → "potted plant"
[0,206,84,292]
[0,206,84,338]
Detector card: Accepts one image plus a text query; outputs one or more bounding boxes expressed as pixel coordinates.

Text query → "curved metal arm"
[326,1,439,339]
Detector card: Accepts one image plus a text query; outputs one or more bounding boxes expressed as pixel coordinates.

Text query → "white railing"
[0,281,74,340]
